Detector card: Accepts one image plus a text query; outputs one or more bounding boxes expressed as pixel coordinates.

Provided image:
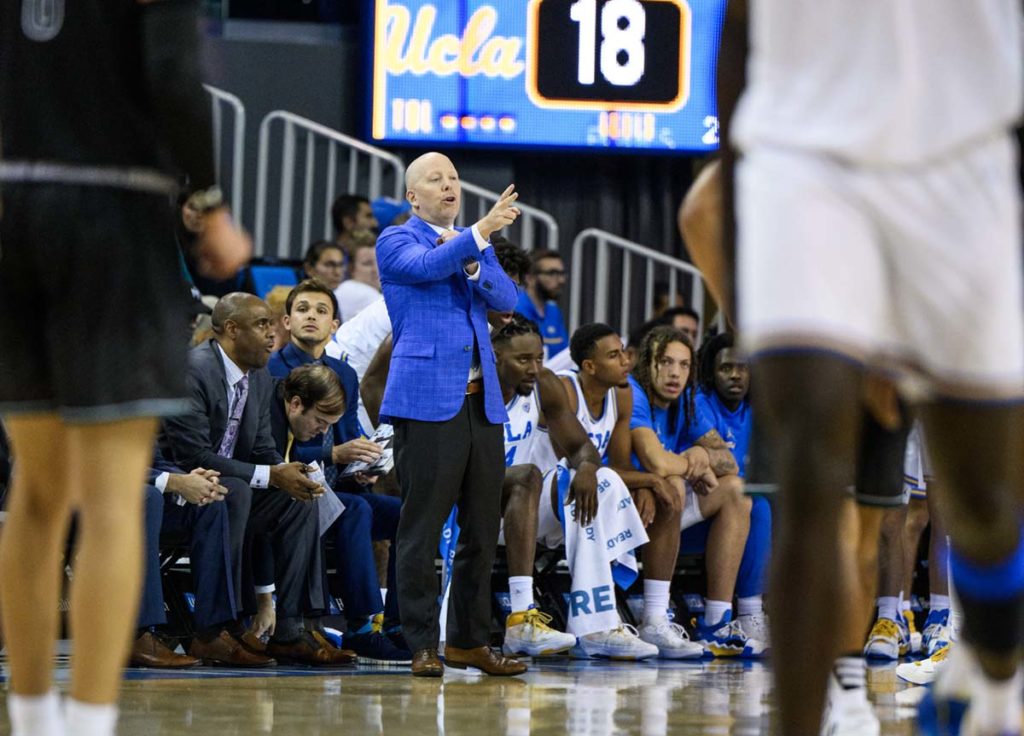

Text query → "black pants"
[393,393,505,652]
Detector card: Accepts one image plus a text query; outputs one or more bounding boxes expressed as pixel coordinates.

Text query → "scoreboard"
[368,0,726,152]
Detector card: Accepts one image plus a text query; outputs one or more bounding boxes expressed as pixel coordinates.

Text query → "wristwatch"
[186,185,225,215]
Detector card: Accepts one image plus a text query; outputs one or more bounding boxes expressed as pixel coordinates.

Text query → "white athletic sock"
[508,576,535,614]
[929,594,951,612]
[704,600,732,627]
[899,593,911,614]
[642,580,671,623]
[832,655,867,691]
[63,700,116,736]
[9,692,63,736]
[876,596,899,622]
[971,666,1023,734]
[737,595,763,617]
[948,545,962,642]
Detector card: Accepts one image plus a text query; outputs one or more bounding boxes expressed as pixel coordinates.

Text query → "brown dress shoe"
[129,631,201,669]
[411,648,443,677]
[444,645,528,676]
[266,631,356,667]
[188,630,277,668]
[310,630,358,664]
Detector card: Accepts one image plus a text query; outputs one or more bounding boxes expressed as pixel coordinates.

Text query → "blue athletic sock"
[949,526,1024,653]
[736,496,772,599]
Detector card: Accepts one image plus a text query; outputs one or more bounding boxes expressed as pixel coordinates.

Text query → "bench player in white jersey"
[497,317,703,659]
[495,315,599,657]
[535,323,711,658]
[729,1,1024,733]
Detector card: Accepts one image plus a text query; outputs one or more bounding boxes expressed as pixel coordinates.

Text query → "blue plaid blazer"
[377,215,517,424]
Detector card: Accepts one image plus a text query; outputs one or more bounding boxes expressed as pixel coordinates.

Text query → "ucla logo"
[381,4,525,79]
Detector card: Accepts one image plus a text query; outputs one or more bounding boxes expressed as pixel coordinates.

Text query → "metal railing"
[456,181,560,253]
[204,85,246,221]
[569,228,708,338]
[255,110,406,259]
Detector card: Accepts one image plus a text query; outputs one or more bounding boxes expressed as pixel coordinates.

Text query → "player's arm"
[694,428,740,477]
[708,0,749,320]
[139,0,250,278]
[607,387,683,511]
[360,334,393,428]
[538,369,601,526]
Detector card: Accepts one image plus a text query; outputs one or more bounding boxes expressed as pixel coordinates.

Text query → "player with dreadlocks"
[691,332,772,644]
[627,326,765,657]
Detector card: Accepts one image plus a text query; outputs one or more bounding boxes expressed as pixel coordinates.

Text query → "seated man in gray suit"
[160,292,348,666]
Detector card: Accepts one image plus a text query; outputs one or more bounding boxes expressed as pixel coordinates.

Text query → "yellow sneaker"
[502,607,576,657]
[864,618,908,660]
[903,610,922,654]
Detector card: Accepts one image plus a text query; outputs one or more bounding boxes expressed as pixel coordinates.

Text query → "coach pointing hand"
[377,152,527,677]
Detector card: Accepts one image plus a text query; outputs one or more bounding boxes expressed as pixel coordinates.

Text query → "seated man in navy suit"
[129,462,274,668]
[159,293,347,666]
[267,282,407,663]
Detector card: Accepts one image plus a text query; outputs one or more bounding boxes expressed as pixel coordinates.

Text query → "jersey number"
[22,0,64,42]
[505,447,517,467]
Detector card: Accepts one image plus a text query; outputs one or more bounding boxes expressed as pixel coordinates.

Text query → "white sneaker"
[638,619,705,659]
[502,607,577,657]
[863,618,907,660]
[820,674,880,736]
[895,644,950,686]
[737,612,771,651]
[578,624,659,660]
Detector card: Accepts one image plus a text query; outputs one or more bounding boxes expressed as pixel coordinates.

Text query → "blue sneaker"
[917,687,968,736]
[922,609,951,658]
[344,630,413,665]
[692,611,767,658]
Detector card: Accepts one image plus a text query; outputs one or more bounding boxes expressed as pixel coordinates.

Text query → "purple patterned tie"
[217,374,249,458]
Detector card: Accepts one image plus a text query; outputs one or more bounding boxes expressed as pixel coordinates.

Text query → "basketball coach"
[377,152,525,677]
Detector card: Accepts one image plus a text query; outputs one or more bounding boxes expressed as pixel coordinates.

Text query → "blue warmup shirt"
[695,389,752,477]
[267,342,361,466]
[629,376,681,469]
[515,290,569,360]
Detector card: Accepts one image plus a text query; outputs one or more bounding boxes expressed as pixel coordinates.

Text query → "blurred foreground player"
[0,2,250,735]
[729,0,1024,733]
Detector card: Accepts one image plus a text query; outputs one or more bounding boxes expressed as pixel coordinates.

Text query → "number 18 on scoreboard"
[527,0,690,111]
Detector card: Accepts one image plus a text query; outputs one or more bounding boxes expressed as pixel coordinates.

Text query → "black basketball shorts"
[0,183,193,422]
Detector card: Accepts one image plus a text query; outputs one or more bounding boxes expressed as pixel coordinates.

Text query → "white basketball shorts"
[737,133,1024,400]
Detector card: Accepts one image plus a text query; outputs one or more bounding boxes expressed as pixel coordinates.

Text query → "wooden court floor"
[0,651,922,735]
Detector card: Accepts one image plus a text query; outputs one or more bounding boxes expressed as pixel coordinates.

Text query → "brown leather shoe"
[266,630,356,667]
[310,630,358,664]
[188,630,277,668]
[238,630,269,655]
[129,631,201,669]
[444,645,528,676]
[411,648,443,677]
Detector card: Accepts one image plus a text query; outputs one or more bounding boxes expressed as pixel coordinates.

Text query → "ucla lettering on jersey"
[562,372,618,463]
[503,386,540,468]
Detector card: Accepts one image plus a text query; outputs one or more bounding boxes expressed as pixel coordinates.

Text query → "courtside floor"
[0,645,923,735]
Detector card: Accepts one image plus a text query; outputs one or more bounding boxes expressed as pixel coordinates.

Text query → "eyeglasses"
[536,269,566,278]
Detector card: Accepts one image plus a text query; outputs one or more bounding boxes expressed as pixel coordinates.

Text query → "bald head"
[210,292,276,371]
[405,152,455,191]
[211,292,268,334]
[404,152,461,228]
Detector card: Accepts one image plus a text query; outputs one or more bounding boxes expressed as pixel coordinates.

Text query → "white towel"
[559,463,649,637]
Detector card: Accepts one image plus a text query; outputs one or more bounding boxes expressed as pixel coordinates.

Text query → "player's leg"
[752,354,863,736]
[0,414,76,734]
[500,464,574,656]
[636,476,703,659]
[864,504,910,660]
[690,476,764,657]
[919,402,1024,734]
